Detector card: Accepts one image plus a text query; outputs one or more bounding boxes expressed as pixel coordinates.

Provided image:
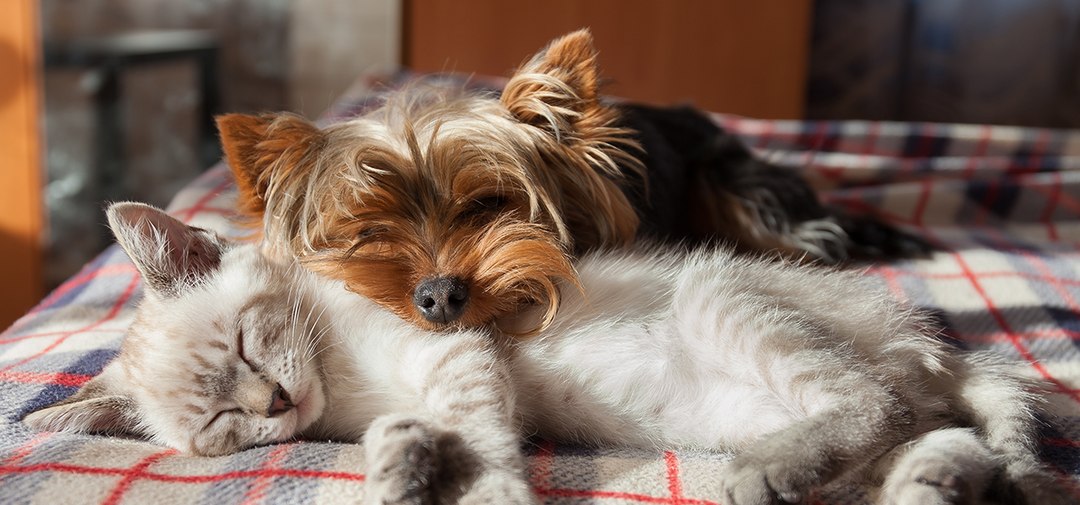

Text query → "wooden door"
[0,0,44,329]
[404,0,812,119]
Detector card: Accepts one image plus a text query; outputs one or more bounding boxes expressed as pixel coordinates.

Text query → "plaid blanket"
[3,74,1080,504]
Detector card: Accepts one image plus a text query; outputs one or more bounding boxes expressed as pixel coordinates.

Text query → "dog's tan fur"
[221,30,642,332]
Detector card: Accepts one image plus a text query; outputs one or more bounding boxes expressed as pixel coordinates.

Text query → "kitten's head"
[24,203,328,456]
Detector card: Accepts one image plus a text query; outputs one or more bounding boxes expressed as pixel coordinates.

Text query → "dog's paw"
[363,414,439,505]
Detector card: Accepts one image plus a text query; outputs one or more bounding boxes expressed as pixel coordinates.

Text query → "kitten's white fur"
[26,203,1069,505]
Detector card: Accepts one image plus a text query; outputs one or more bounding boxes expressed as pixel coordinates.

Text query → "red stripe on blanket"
[1016,246,1080,313]
[912,179,934,227]
[172,178,234,223]
[0,328,126,346]
[528,440,556,491]
[2,432,55,465]
[0,370,91,387]
[865,267,1080,290]
[1037,172,1064,241]
[242,443,293,504]
[102,450,176,505]
[865,264,906,302]
[0,264,137,341]
[0,461,367,483]
[664,451,684,499]
[0,275,139,373]
[950,250,1080,405]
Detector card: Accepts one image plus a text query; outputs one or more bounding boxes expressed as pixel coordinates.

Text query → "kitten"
[26,202,1069,505]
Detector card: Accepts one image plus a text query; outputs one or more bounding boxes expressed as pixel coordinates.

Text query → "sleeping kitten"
[26,202,1069,505]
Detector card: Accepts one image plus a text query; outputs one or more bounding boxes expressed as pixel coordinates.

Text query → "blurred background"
[3,0,1080,328]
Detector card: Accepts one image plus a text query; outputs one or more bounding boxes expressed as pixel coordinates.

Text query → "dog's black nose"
[413,277,469,324]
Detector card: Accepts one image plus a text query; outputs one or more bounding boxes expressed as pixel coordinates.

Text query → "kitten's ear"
[106,202,229,298]
[501,29,613,140]
[23,370,141,435]
[216,112,323,219]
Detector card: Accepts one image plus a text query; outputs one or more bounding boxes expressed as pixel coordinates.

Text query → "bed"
[2,71,1080,504]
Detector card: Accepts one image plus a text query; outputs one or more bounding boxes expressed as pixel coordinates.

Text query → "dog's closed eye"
[471,196,508,212]
[355,227,387,241]
[342,226,393,259]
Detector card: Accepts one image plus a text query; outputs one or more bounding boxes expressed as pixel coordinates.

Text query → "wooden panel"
[0,0,44,329]
[405,0,811,119]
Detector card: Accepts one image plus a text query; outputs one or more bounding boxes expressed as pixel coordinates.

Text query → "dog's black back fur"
[615,104,930,263]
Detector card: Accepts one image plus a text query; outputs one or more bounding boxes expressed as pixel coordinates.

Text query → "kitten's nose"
[267,384,295,417]
[413,277,469,324]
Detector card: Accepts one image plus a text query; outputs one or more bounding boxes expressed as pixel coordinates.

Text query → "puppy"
[217,29,926,333]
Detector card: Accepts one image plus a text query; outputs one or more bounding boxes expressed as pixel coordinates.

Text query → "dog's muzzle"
[413,277,469,324]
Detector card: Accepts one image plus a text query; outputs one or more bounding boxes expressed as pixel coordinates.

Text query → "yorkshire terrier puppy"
[217,29,926,333]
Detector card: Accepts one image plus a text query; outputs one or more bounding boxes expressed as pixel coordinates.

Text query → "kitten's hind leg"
[878,428,997,505]
[718,367,916,505]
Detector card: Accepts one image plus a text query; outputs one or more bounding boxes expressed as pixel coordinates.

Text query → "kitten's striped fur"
[26,203,1070,504]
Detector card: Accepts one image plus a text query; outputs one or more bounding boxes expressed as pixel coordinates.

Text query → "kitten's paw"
[880,428,994,505]
[719,453,817,505]
[363,413,538,504]
[363,415,439,505]
[881,463,973,505]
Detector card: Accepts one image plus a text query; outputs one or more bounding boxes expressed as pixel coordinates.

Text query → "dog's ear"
[501,29,612,140]
[501,29,641,251]
[216,113,323,218]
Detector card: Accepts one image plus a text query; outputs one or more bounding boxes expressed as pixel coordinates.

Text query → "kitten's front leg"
[364,333,536,505]
[362,413,536,505]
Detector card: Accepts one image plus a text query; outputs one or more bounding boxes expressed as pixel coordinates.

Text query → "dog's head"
[218,29,641,333]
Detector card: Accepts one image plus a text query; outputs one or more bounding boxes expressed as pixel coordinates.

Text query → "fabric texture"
[3,72,1080,504]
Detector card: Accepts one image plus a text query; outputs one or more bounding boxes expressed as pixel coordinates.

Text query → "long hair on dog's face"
[219,30,642,332]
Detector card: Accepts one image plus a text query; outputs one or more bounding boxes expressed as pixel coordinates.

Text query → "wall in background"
[0,0,44,329]
[289,0,400,120]
[406,0,812,120]
[809,0,1080,128]
[36,0,400,290]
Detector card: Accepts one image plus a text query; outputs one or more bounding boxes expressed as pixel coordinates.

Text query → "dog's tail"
[619,104,932,264]
[690,130,933,264]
